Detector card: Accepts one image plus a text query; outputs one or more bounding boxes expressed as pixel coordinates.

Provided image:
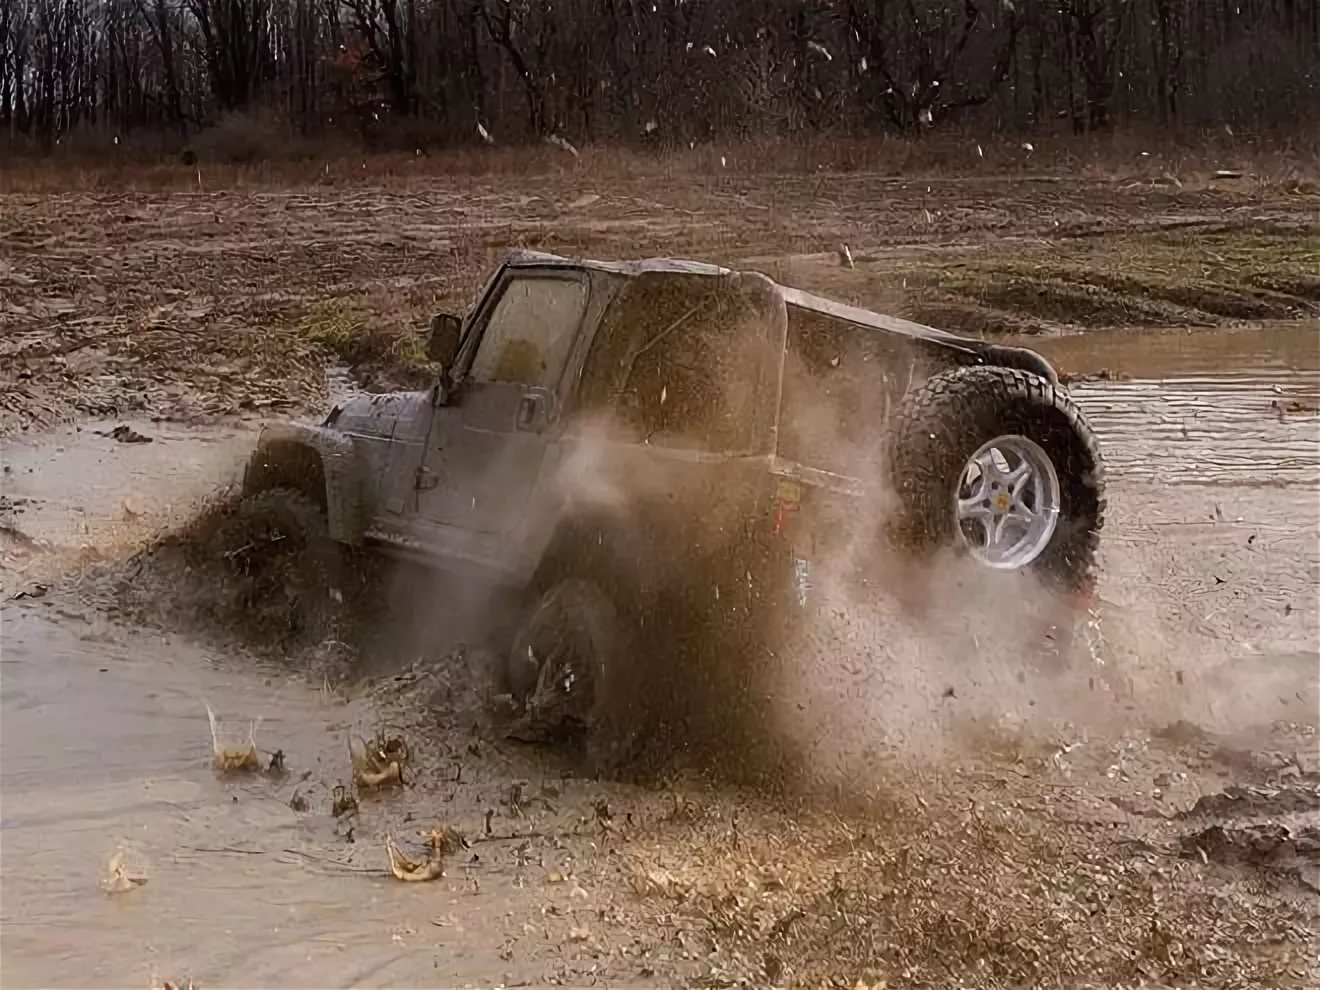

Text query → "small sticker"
[792,556,811,607]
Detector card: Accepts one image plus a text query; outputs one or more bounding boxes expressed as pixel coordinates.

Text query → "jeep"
[242,251,1104,758]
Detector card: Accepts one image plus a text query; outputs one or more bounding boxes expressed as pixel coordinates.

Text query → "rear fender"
[978,344,1059,384]
[242,423,367,544]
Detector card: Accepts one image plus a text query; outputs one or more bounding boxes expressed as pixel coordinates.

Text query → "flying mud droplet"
[386,827,468,882]
[349,728,410,789]
[206,702,261,772]
[101,847,148,895]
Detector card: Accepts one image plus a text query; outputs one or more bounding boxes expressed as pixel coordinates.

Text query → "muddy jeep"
[243,251,1104,753]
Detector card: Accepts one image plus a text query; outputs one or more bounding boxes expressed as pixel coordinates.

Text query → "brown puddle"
[1034,322,1320,489]
[1031,322,1319,665]
[0,607,562,989]
[0,419,257,594]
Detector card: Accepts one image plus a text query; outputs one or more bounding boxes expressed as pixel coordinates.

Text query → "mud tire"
[886,365,1105,594]
[222,487,347,645]
[500,580,634,762]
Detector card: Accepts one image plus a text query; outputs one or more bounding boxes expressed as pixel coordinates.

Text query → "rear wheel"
[886,365,1105,596]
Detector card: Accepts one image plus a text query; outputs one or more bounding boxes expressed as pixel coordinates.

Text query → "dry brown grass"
[3,127,1317,195]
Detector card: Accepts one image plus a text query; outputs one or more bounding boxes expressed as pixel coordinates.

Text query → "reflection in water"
[1034,323,1320,488]
[1030,323,1318,661]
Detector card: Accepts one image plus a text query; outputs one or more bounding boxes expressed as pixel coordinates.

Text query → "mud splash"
[0,607,567,988]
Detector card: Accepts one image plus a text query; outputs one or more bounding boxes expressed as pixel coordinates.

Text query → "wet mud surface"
[3,319,1317,986]
[2,174,1316,436]
[2,166,1318,986]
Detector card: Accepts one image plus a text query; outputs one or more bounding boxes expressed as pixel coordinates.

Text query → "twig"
[187,845,265,856]
[470,831,556,844]
[282,848,385,874]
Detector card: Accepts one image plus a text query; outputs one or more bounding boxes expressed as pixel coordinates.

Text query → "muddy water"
[0,418,257,595]
[2,324,1318,987]
[0,608,542,988]
[1038,323,1320,489]
[1033,323,1319,698]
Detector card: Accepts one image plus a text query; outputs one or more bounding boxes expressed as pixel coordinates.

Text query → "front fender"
[243,423,369,544]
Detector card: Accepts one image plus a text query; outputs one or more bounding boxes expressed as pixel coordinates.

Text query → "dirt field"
[3,158,1317,436]
[2,156,1319,988]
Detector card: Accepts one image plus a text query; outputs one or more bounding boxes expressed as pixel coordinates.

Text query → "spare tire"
[885,365,1105,595]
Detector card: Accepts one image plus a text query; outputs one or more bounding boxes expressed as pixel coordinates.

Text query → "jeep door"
[418,267,590,540]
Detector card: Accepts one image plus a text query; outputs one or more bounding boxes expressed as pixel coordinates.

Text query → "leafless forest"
[1,0,1317,157]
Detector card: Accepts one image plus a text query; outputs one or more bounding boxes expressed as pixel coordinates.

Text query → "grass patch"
[901,224,1320,333]
[295,300,437,388]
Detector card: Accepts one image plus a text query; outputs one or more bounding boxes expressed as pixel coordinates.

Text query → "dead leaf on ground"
[386,827,467,883]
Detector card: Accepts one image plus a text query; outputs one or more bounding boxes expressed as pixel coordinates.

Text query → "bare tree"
[1,0,1315,152]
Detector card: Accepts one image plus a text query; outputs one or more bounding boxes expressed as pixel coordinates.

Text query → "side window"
[577,275,773,453]
[469,275,588,387]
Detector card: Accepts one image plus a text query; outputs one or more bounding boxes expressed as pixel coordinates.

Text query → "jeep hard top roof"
[502,249,980,353]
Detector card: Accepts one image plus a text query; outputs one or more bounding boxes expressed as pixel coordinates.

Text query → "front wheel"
[498,580,635,763]
[216,487,348,646]
[886,365,1106,596]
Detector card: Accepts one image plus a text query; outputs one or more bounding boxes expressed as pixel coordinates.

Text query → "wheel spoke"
[958,494,993,522]
[1008,459,1033,498]
[975,448,1004,487]
[954,434,1062,570]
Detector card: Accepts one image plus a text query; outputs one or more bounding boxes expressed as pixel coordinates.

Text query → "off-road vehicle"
[242,251,1104,756]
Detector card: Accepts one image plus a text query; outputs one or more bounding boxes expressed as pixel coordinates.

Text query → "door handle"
[516,395,538,430]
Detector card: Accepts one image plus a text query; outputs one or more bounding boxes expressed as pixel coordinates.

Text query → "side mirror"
[426,313,462,366]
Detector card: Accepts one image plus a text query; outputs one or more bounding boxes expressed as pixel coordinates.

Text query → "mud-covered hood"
[324,389,433,443]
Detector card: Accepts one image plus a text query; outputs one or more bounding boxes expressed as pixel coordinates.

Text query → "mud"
[3,175,1316,437]
[3,314,1318,986]
[3,162,1320,987]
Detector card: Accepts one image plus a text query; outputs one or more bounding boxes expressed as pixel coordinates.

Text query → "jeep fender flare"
[241,423,368,544]
[977,343,1059,384]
